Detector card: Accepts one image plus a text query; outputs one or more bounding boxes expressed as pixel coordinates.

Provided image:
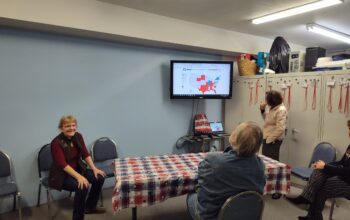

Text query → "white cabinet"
[225,71,349,167]
[322,70,350,158]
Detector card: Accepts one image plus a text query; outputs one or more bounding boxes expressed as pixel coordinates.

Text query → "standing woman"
[260,90,288,161]
[49,115,106,220]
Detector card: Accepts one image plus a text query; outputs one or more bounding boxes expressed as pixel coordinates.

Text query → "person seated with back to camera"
[49,115,106,220]
[186,121,266,220]
[286,119,350,220]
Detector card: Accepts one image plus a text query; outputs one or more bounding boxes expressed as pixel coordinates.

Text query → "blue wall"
[0,28,221,211]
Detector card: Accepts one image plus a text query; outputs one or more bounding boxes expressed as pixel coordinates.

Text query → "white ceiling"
[101,0,350,51]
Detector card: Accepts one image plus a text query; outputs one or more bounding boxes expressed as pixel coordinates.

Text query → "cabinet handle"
[292,128,300,134]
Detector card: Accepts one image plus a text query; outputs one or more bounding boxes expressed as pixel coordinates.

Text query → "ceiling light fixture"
[306,23,350,44]
[252,0,343,24]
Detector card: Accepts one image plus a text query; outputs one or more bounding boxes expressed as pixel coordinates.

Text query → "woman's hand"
[84,156,106,179]
[312,160,325,170]
[92,168,106,179]
[260,101,267,110]
[76,175,90,189]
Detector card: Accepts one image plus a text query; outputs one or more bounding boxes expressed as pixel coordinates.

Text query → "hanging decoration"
[286,82,292,110]
[254,79,260,104]
[281,81,287,104]
[248,81,254,106]
[344,81,349,116]
[326,81,335,113]
[301,80,308,111]
[312,79,317,110]
[338,80,344,113]
[268,80,273,92]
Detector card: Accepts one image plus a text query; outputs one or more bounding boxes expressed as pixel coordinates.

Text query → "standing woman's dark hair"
[265,90,283,109]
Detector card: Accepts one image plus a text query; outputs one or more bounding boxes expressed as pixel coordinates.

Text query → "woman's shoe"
[286,196,310,205]
[298,216,310,220]
[271,193,282,199]
[85,207,106,214]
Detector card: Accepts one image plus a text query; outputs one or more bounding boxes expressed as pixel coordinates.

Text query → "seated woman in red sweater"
[49,115,106,220]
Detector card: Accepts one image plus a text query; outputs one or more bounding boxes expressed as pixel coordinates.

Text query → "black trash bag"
[268,36,290,73]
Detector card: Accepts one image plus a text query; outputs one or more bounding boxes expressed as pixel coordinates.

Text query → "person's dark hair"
[266,90,283,108]
[347,119,350,127]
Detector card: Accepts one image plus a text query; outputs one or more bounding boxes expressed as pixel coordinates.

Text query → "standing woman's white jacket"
[262,103,288,144]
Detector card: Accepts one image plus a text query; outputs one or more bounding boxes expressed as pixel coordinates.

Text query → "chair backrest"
[91,137,118,162]
[308,142,336,167]
[37,144,53,178]
[0,150,12,178]
[217,191,264,220]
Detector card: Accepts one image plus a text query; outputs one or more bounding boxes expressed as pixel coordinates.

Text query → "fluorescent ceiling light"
[306,23,350,44]
[252,0,343,24]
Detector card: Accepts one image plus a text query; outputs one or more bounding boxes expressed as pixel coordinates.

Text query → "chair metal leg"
[13,193,16,211]
[37,183,42,207]
[17,192,22,220]
[132,207,137,220]
[329,199,336,220]
[100,191,104,207]
[47,188,51,220]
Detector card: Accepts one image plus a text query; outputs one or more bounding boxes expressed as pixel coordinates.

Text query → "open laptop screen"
[209,122,224,133]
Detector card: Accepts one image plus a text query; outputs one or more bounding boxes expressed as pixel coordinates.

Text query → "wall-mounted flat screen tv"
[170,60,233,99]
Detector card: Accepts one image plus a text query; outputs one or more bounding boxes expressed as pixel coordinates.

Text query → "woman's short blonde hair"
[229,121,263,157]
[58,115,77,129]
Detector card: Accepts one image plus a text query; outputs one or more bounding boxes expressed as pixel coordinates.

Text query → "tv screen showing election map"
[170,60,233,99]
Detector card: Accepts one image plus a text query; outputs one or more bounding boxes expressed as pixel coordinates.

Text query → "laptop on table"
[209,122,227,136]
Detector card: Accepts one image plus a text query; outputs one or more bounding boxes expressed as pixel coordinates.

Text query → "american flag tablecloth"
[112,152,291,212]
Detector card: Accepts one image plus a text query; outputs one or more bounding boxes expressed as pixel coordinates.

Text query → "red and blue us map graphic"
[196,74,220,94]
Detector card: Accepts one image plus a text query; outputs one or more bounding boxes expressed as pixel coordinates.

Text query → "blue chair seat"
[291,167,313,181]
[42,176,49,187]
[0,182,17,196]
[99,165,115,177]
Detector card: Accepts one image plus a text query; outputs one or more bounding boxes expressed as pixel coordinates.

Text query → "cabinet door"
[322,71,350,157]
[267,73,323,167]
[287,74,323,167]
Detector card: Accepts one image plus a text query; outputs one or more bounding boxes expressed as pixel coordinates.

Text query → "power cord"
[176,135,193,149]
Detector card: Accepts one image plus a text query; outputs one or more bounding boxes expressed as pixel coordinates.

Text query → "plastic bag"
[268,36,290,73]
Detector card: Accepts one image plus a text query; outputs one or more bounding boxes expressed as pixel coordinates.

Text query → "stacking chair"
[291,142,337,220]
[0,149,22,220]
[329,196,350,220]
[37,144,52,207]
[37,144,74,219]
[291,142,336,181]
[91,137,118,206]
[217,191,264,220]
